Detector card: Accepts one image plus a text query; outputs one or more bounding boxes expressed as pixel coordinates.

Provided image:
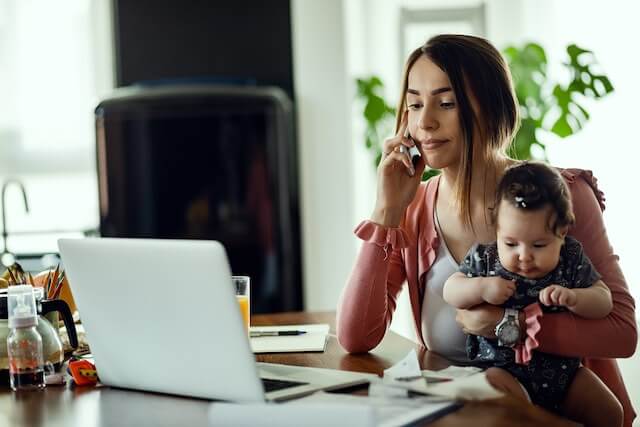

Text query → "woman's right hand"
[371,111,426,227]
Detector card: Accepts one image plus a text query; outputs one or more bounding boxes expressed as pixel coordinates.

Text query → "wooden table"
[0,312,574,427]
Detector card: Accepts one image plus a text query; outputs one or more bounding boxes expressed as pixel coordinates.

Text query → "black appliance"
[95,85,303,313]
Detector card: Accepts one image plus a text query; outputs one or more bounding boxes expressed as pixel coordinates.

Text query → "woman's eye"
[407,103,422,110]
[505,242,517,247]
[440,102,455,109]
[533,244,547,248]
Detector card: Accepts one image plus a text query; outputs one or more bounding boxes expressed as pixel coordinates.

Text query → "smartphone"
[404,128,422,167]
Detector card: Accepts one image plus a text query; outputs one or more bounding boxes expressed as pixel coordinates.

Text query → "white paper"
[421,365,483,381]
[376,350,430,394]
[368,382,408,399]
[292,391,458,427]
[425,371,503,400]
[249,324,329,353]
[208,400,375,427]
[382,349,421,380]
[374,351,501,400]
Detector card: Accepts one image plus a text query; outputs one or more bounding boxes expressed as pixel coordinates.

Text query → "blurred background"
[0,0,638,407]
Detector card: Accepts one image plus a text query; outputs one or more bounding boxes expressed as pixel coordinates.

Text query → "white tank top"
[420,210,469,362]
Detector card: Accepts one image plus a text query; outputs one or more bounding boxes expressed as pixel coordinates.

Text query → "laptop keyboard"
[261,378,309,392]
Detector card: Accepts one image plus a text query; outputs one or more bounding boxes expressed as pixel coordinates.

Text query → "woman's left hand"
[455,304,504,338]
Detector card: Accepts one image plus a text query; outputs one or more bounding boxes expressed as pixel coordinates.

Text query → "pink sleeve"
[336,220,409,353]
[519,171,637,359]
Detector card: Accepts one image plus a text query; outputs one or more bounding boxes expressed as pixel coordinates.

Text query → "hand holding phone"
[372,114,424,227]
[403,128,422,167]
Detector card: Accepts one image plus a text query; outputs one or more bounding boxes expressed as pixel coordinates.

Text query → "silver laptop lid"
[58,238,265,402]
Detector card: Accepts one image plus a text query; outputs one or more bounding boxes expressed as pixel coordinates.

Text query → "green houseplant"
[355,43,614,176]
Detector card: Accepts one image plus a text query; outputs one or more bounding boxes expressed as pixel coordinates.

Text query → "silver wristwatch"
[495,308,520,347]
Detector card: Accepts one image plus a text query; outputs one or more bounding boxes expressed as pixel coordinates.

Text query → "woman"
[336,34,637,426]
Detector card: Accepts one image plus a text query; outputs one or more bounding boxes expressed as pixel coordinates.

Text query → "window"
[0,0,113,258]
[399,5,486,60]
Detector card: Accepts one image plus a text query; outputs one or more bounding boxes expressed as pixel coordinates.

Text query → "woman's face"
[406,56,464,170]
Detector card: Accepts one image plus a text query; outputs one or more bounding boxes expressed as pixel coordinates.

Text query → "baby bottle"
[6,285,45,391]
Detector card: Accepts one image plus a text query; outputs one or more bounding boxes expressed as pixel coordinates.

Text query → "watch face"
[498,323,520,346]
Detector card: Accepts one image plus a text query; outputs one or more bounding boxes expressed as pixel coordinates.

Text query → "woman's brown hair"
[395,34,519,227]
[491,161,575,236]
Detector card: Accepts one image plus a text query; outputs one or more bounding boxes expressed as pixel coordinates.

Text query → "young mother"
[336,34,637,426]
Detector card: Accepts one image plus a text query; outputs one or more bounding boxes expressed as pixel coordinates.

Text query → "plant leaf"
[509,118,538,160]
[422,169,440,181]
[551,116,573,138]
[364,96,387,123]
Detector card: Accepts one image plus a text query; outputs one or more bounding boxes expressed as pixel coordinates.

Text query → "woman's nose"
[418,106,438,131]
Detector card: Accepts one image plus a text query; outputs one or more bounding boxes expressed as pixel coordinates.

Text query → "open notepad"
[249,324,330,353]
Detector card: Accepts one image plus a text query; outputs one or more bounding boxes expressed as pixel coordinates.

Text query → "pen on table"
[395,375,452,383]
[250,330,307,338]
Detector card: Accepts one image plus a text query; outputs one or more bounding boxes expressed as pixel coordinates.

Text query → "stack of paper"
[249,324,329,353]
[375,350,502,400]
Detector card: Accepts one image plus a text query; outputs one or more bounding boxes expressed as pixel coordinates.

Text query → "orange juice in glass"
[232,276,250,331]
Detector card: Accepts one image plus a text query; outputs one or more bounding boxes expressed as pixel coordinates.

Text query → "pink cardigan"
[337,169,637,426]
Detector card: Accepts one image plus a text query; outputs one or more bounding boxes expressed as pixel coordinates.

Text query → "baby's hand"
[539,285,577,308]
[481,277,516,305]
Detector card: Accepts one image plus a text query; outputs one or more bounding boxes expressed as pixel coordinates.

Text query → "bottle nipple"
[7,285,38,328]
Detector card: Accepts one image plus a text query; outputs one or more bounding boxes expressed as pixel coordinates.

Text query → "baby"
[443,162,622,426]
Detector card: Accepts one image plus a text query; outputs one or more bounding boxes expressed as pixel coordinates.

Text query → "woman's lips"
[422,138,448,150]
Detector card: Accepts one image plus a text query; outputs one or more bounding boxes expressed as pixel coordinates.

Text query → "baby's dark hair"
[492,162,575,236]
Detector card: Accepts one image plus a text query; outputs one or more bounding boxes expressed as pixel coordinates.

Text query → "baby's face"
[496,201,566,279]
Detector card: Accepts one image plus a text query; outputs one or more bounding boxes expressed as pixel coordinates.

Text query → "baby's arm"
[444,272,516,309]
[443,273,486,308]
[539,280,612,319]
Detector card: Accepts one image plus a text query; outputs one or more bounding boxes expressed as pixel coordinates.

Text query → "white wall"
[291,0,355,311]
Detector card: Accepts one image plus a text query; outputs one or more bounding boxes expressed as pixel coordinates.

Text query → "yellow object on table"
[32,269,77,314]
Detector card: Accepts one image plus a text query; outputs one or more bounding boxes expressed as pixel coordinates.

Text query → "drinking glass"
[232,276,250,331]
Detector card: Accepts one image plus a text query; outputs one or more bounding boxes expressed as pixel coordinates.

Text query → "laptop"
[58,238,373,402]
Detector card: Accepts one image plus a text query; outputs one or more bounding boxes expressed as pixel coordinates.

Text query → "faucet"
[1,179,30,261]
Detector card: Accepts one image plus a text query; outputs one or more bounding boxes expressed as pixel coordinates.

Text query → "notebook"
[250,324,329,353]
